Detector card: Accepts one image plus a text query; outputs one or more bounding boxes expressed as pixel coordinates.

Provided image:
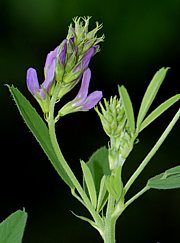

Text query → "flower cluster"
[26,17,104,114]
[95,90,135,170]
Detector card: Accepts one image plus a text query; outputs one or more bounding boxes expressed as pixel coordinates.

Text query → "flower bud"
[95,89,135,169]
[26,68,50,113]
[95,96,126,137]
[55,40,67,82]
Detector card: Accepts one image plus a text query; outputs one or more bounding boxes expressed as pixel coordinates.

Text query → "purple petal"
[67,38,74,52]
[43,46,58,91]
[75,68,91,102]
[81,47,96,70]
[74,46,97,72]
[26,68,40,95]
[83,91,103,110]
[44,46,58,71]
[42,58,56,91]
[59,39,67,65]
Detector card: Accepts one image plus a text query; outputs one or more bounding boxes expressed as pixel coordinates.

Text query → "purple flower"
[26,68,45,98]
[74,46,98,72]
[73,68,102,110]
[59,68,102,116]
[26,46,58,99]
[26,17,104,111]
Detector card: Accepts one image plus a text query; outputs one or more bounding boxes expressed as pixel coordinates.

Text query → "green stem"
[124,108,180,194]
[125,185,150,208]
[104,195,116,243]
[112,185,149,221]
[48,82,103,231]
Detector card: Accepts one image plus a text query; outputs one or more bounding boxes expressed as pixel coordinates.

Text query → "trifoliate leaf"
[147,165,180,189]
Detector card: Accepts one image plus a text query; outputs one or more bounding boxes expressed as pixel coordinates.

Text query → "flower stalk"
[47,81,104,232]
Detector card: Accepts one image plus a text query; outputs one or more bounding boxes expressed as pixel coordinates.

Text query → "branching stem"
[124,109,180,194]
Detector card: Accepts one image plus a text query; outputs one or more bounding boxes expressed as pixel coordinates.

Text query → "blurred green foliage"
[0,0,179,242]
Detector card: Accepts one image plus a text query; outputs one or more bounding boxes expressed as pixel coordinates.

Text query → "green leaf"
[147,165,180,189]
[86,146,111,195]
[136,67,169,130]
[105,166,123,200]
[8,85,73,188]
[118,85,135,133]
[80,160,97,208]
[0,209,27,243]
[139,94,180,132]
[97,176,108,212]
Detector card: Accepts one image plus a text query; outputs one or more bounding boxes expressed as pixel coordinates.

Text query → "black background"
[0,0,179,242]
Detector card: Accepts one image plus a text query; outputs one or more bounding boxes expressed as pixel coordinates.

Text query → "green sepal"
[63,69,82,83]
[0,209,27,243]
[147,165,180,189]
[8,85,73,188]
[64,51,77,73]
[55,60,64,83]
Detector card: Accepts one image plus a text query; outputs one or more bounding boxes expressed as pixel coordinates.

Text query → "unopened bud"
[95,88,136,170]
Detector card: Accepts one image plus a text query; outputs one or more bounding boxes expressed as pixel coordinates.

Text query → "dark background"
[0,0,179,242]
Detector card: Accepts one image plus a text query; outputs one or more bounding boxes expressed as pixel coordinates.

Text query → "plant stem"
[48,82,103,232]
[124,108,180,194]
[125,185,150,208]
[104,195,116,243]
[112,186,149,221]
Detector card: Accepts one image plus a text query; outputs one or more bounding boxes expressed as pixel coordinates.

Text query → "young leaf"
[105,176,117,198]
[86,146,111,195]
[0,209,27,243]
[80,160,97,208]
[139,94,180,132]
[147,165,180,189]
[105,166,123,200]
[118,85,135,133]
[8,85,73,188]
[97,175,108,212]
[136,67,169,131]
